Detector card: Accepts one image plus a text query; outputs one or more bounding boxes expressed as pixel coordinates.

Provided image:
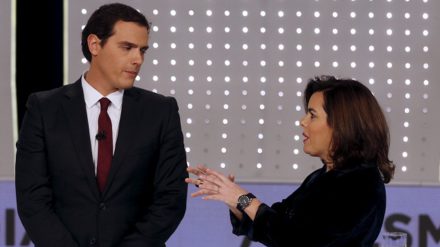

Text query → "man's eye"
[141,47,149,54]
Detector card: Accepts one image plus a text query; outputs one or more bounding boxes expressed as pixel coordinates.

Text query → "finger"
[186,167,197,175]
[196,164,209,173]
[185,178,205,189]
[199,173,223,186]
[202,194,223,201]
[191,188,217,198]
[195,179,204,188]
[191,190,206,197]
[185,177,200,185]
[198,182,219,192]
[195,165,209,177]
[228,174,235,182]
[187,166,205,176]
[205,168,229,183]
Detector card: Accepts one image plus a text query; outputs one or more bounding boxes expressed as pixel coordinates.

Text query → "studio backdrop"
[0,0,439,246]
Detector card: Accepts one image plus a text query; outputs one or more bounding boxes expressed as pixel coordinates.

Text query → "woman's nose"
[300,116,307,127]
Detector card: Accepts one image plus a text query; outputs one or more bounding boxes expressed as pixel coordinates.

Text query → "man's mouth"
[125,70,138,77]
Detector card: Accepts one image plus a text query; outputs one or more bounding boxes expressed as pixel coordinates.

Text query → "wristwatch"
[237,193,256,212]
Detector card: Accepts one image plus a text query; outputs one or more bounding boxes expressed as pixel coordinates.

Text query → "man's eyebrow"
[117,41,144,47]
[118,41,149,50]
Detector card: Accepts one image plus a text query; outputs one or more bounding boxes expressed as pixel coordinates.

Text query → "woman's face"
[300,92,333,163]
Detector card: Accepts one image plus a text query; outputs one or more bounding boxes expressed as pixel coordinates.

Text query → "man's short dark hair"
[81,3,150,62]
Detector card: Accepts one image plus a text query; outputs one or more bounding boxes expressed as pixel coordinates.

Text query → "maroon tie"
[97,98,112,192]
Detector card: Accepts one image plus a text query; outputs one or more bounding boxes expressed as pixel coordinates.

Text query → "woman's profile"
[186,75,395,247]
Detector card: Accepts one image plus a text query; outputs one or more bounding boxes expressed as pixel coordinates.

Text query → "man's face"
[90,21,149,94]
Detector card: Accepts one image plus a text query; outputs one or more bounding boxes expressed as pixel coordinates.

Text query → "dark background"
[16,1,63,128]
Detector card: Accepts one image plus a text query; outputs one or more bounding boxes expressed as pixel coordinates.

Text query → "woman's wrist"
[229,205,243,221]
[243,198,261,221]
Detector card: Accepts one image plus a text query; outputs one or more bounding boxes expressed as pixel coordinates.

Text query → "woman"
[186,76,395,247]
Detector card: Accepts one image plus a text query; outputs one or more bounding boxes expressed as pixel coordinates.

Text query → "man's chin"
[119,82,135,90]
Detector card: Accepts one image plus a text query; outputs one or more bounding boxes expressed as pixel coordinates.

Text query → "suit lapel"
[62,80,100,198]
[102,88,141,197]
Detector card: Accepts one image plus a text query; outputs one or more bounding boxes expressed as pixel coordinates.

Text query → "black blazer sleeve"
[15,94,79,247]
[119,97,188,246]
[231,166,386,247]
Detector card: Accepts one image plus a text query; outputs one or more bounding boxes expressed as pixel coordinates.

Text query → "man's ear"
[87,34,101,56]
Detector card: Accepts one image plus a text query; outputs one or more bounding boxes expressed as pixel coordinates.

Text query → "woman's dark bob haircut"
[304,75,395,183]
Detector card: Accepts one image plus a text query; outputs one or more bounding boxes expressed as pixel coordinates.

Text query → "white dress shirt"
[81,74,124,174]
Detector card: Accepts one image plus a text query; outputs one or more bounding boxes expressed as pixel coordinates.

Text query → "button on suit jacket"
[15,79,188,247]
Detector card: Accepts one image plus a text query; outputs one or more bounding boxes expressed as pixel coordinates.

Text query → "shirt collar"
[81,72,124,109]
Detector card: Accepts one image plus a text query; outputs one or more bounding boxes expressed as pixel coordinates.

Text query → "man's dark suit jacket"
[15,80,188,247]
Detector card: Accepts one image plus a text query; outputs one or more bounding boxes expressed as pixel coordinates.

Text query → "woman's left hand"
[186,165,248,208]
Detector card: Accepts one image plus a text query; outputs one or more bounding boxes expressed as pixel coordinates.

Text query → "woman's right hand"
[185,165,247,208]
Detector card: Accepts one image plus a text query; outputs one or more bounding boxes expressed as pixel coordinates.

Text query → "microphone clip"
[95,131,106,141]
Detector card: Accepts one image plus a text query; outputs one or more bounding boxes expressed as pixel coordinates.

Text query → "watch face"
[239,196,250,205]
[237,193,255,211]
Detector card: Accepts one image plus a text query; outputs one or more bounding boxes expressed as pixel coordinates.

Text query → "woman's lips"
[303,133,309,143]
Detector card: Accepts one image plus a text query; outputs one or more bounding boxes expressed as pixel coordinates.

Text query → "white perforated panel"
[69,0,440,185]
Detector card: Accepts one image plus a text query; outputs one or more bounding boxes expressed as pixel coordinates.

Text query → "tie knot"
[99,98,111,111]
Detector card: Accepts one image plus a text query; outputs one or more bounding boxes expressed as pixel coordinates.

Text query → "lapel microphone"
[95,131,106,141]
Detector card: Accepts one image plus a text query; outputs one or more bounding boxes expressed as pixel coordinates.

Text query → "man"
[15,3,188,247]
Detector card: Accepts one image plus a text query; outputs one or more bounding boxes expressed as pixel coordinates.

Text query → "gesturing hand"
[185,165,248,208]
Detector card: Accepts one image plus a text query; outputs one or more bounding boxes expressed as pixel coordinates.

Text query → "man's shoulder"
[128,86,176,104]
[30,80,80,104]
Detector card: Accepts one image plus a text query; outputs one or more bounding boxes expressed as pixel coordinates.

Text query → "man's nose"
[132,50,144,65]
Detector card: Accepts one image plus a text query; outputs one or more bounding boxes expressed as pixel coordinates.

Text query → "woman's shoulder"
[331,162,382,180]
[329,163,385,196]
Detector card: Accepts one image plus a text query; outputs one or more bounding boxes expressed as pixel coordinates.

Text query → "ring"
[195,179,203,188]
